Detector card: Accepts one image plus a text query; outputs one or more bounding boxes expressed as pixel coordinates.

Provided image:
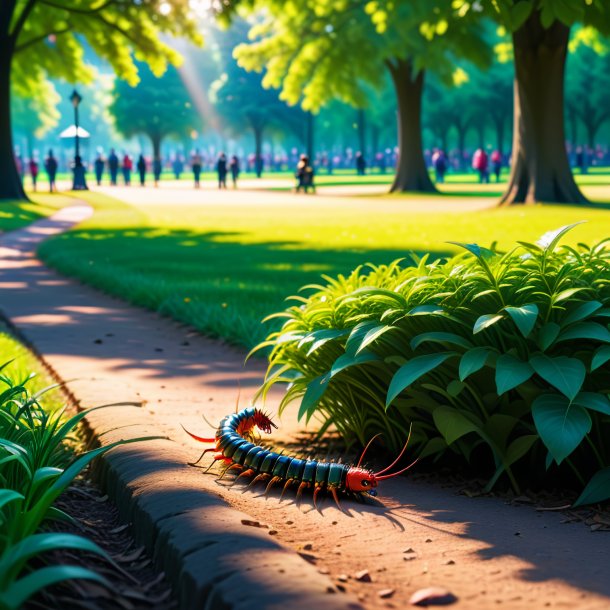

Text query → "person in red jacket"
[472,148,489,184]
[122,154,133,186]
[28,158,39,192]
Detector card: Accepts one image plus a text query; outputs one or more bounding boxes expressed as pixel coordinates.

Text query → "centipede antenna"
[376,458,419,481]
[200,412,217,430]
[374,424,413,477]
[357,433,382,467]
[181,424,215,444]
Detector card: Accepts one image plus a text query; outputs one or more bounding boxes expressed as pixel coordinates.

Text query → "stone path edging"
[0,204,363,610]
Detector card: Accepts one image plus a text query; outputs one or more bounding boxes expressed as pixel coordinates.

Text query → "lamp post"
[70,89,88,190]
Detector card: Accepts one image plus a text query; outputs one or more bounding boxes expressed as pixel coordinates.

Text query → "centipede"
[183,407,416,509]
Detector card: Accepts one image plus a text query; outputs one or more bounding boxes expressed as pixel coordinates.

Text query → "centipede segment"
[184,407,416,508]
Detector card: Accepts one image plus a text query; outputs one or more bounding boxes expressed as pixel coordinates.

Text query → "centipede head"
[347,425,417,497]
[253,409,277,434]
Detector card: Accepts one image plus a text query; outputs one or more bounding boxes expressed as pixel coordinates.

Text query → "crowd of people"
[12,141,610,193]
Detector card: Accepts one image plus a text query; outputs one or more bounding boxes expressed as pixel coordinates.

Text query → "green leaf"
[495,354,534,395]
[531,394,591,464]
[0,489,24,511]
[386,353,454,408]
[345,321,379,354]
[572,392,610,416]
[538,322,560,351]
[330,352,379,377]
[574,468,610,507]
[433,406,479,446]
[556,322,610,344]
[355,325,394,354]
[505,435,538,465]
[510,0,533,29]
[530,354,586,401]
[473,314,504,334]
[298,373,330,420]
[504,304,538,337]
[563,301,603,326]
[591,345,610,371]
[446,380,465,397]
[537,222,585,251]
[407,304,444,316]
[0,566,108,609]
[410,332,472,351]
[459,347,492,381]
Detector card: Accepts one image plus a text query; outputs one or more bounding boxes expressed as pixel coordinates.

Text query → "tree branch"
[15,24,72,52]
[9,0,38,43]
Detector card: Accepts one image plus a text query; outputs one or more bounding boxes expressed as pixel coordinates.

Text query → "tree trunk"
[253,125,263,178]
[500,13,586,205]
[387,59,436,193]
[150,132,162,159]
[0,39,26,201]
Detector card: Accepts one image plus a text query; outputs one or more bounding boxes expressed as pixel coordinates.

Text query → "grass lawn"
[0,193,75,232]
[38,180,610,351]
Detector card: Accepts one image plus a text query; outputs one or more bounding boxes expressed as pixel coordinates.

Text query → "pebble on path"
[354,570,371,582]
[409,587,458,606]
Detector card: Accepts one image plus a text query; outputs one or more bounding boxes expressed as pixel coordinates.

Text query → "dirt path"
[1,203,609,610]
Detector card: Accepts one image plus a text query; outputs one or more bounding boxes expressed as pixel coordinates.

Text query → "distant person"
[355,151,366,176]
[137,154,147,186]
[44,149,58,192]
[295,154,315,194]
[72,155,87,191]
[191,149,202,188]
[14,152,24,183]
[108,148,119,185]
[94,153,105,186]
[28,158,39,192]
[121,154,132,185]
[172,156,184,180]
[491,150,502,182]
[229,155,240,188]
[216,152,228,189]
[431,149,447,183]
[575,146,588,174]
[153,156,162,187]
[472,148,489,183]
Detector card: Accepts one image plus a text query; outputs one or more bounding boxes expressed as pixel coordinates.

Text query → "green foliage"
[257,225,610,503]
[110,62,198,155]
[0,332,158,606]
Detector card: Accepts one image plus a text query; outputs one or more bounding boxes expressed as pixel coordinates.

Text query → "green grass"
[0,194,72,233]
[37,181,610,350]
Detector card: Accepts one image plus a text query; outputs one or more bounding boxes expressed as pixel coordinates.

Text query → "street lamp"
[70,89,88,190]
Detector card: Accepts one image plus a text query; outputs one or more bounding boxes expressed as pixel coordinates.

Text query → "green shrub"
[0,338,156,608]
[256,224,610,504]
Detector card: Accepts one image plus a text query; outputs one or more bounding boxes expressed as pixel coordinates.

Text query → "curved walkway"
[0,202,609,610]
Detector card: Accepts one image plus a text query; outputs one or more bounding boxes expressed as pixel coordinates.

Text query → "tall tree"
[565,29,610,149]
[212,21,302,177]
[1,0,201,200]
[233,0,489,193]
[109,63,198,158]
[461,0,610,204]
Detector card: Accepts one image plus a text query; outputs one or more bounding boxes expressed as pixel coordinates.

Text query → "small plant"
[255,224,610,505]
[0,338,157,608]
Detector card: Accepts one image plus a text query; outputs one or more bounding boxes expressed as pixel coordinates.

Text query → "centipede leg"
[279,479,293,502]
[242,473,268,493]
[202,454,226,474]
[313,486,322,511]
[330,487,343,512]
[218,463,241,481]
[189,447,216,467]
[296,482,308,505]
[230,468,254,487]
[264,476,281,497]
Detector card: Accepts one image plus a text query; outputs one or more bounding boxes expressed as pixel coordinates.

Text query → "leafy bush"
[256,224,610,505]
[0,339,153,608]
